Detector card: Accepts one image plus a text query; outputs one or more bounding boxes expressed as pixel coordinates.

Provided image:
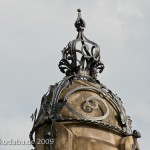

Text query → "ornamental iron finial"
[58,9,104,80]
[74,9,86,32]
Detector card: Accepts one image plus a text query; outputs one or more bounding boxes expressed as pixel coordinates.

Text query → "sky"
[0,0,149,149]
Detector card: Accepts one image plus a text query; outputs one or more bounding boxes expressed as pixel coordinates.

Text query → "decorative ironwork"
[30,108,37,122]
[30,108,38,147]
[29,75,139,147]
[29,9,141,150]
[59,9,104,79]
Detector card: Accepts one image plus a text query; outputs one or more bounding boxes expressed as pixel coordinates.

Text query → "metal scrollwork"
[59,9,104,79]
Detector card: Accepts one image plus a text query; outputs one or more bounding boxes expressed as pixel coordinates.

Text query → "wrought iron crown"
[58,9,104,79]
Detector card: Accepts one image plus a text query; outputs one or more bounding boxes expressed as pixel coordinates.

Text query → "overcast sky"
[0,0,149,149]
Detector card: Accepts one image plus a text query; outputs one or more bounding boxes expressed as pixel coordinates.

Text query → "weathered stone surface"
[35,79,139,150]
